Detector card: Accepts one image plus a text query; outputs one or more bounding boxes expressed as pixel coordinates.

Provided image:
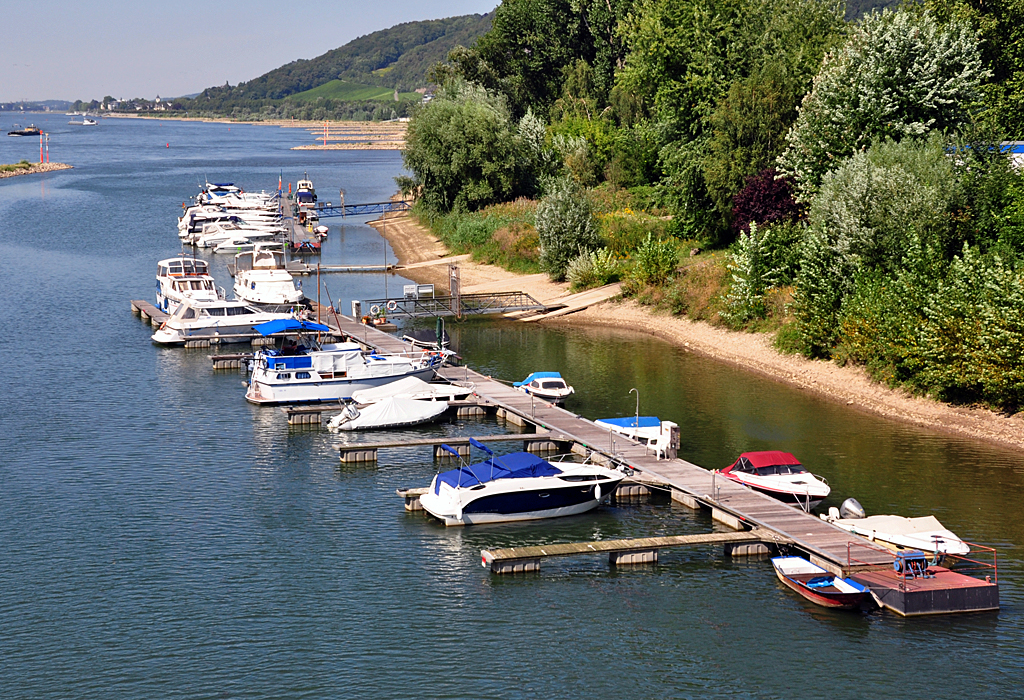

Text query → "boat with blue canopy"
[245,320,444,405]
[418,440,624,526]
[512,371,574,403]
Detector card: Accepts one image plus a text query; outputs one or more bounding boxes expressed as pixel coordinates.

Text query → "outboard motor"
[839,497,866,519]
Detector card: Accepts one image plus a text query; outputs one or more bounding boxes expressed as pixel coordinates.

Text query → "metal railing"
[361,291,547,318]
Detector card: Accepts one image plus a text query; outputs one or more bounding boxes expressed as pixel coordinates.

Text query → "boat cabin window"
[206,308,226,317]
[296,372,311,379]
[169,265,183,275]
[226,307,254,316]
[177,307,196,320]
[190,281,205,290]
[158,265,168,276]
[754,464,806,476]
[276,373,291,380]
[541,381,565,389]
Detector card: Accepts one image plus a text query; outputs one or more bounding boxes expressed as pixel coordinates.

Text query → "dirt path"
[372,212,1024,451]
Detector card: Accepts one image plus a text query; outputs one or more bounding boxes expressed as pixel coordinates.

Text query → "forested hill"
[193,13,491,107]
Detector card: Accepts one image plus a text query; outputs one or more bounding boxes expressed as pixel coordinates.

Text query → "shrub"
[566,248,620,292]
[629,233,679,286]
[731,168,801,235]
[535,177,601,280]
[722,222,781,324]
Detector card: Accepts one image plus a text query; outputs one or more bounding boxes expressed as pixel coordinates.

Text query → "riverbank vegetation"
[0,160,33,173]
[400,0,1024,412]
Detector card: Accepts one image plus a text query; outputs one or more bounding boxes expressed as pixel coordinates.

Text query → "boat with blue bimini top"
[418,440,625,526]
[244,319,446,405]
[513,371,574,403]
[771,556,872,609]
[595,416,680,459]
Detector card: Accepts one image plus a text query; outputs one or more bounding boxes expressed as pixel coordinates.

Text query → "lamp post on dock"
[630,388,639,429]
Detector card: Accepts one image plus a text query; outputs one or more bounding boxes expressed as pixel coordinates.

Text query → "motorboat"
[244,319,445,405]
[513,372,574,403]
[193,221,282,249]
[68,118,97,126]
[595,416,680,459]
[771,556,871,609]
[349,376,473,404]
[155,256,223,313]
[820,498,970,559]
[151,298,295,346]
[719,451,830,509]
[419,442,626,526]
[314,225,329,238]
[232,247,303,306]
[326,397,450,431]
[7,124,42,136]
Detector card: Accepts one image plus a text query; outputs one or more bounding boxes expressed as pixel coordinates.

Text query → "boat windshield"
[754,464,807,476]
[541,381,566,389]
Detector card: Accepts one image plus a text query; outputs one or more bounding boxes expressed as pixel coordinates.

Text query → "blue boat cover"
[597,416,661,429]
[513,371,564,387]
[434,452,562,494]
[255,319,331,336]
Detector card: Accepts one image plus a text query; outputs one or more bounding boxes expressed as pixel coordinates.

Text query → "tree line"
[400,0,1024,411]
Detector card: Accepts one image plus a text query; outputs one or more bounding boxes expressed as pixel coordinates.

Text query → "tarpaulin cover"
[596,416,661,429]
[435,452,562,494]
[513,372,564,387]
[254,319,331,336]
[331,397,448,431]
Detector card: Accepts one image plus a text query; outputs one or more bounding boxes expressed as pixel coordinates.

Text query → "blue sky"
[1,1,498,102]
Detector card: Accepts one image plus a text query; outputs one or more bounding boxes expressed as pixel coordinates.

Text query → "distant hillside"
[845,0,899,20]
[288,80,423,103]
[194,13,490,110]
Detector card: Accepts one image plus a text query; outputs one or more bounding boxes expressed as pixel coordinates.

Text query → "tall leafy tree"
[778,8,988,197]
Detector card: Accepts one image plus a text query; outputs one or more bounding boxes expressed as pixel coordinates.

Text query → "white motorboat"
[151,298,295,346]
[718,451,830,510]
[820,499,970,558]
[419,443,625,526]
[232,247,303,306]
[349,376,473,404]
[594,416,680,459]
[326,397,450,431]
[513,372,575,403]
[194,221,282,249]
[155,256,222,313]
[245,319,445,405]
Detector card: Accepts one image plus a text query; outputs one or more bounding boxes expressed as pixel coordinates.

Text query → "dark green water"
[1,116,1020,699]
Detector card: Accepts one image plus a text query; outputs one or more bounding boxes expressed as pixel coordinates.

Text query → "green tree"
[778,8,987,197]
[400,80,525,212]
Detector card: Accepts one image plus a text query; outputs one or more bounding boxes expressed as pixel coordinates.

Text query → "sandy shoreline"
[372,212,1024,451]
[0,162,72,179]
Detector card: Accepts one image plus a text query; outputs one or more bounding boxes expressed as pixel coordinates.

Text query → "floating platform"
[851,566,999,616]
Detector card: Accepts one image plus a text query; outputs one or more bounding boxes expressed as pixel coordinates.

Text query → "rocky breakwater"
[0,162,73,179]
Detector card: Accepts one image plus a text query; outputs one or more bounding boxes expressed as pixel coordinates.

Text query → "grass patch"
[416,199,543,274]
[0,160,33,172]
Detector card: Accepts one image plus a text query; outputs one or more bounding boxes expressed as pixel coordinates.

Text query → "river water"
[1,116,1021,699]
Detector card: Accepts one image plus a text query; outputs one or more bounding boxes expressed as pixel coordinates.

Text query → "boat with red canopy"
[719,451,830,510]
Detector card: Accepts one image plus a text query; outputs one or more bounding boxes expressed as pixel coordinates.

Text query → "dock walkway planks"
[435,366,893,572]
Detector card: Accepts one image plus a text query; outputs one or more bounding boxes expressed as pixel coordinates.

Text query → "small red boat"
[771,556,871,609]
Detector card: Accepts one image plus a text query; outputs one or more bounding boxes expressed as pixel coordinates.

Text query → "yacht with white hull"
[419,444,625,526]
[232,247,303,306]
[155,256,222,313]
[151,299,295,346]
[245,320,444,405]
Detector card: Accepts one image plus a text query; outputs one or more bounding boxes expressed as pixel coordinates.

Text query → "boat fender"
[594,484,601,501]
[455,505,463,522]
[386,300,398,312]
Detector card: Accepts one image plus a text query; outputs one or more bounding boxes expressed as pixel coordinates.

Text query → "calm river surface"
[1,116,1021,698]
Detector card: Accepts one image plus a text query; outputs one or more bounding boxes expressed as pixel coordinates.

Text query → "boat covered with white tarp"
[327,397,449,431]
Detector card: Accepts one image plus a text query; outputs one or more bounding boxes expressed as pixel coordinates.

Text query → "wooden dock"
[130,300,169,327]
[479,529,783,573]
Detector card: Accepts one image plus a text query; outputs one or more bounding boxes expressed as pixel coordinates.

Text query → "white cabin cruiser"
[245,320,445,405]
[820,499,970,558]
[595,416,680,459]
[719,451,830,510]
[155,257,222,313]
[513,372,575,403]
[419,442,625,526]
[193,221,282,249]
[232,247,303,306]
[151,298,294,346]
